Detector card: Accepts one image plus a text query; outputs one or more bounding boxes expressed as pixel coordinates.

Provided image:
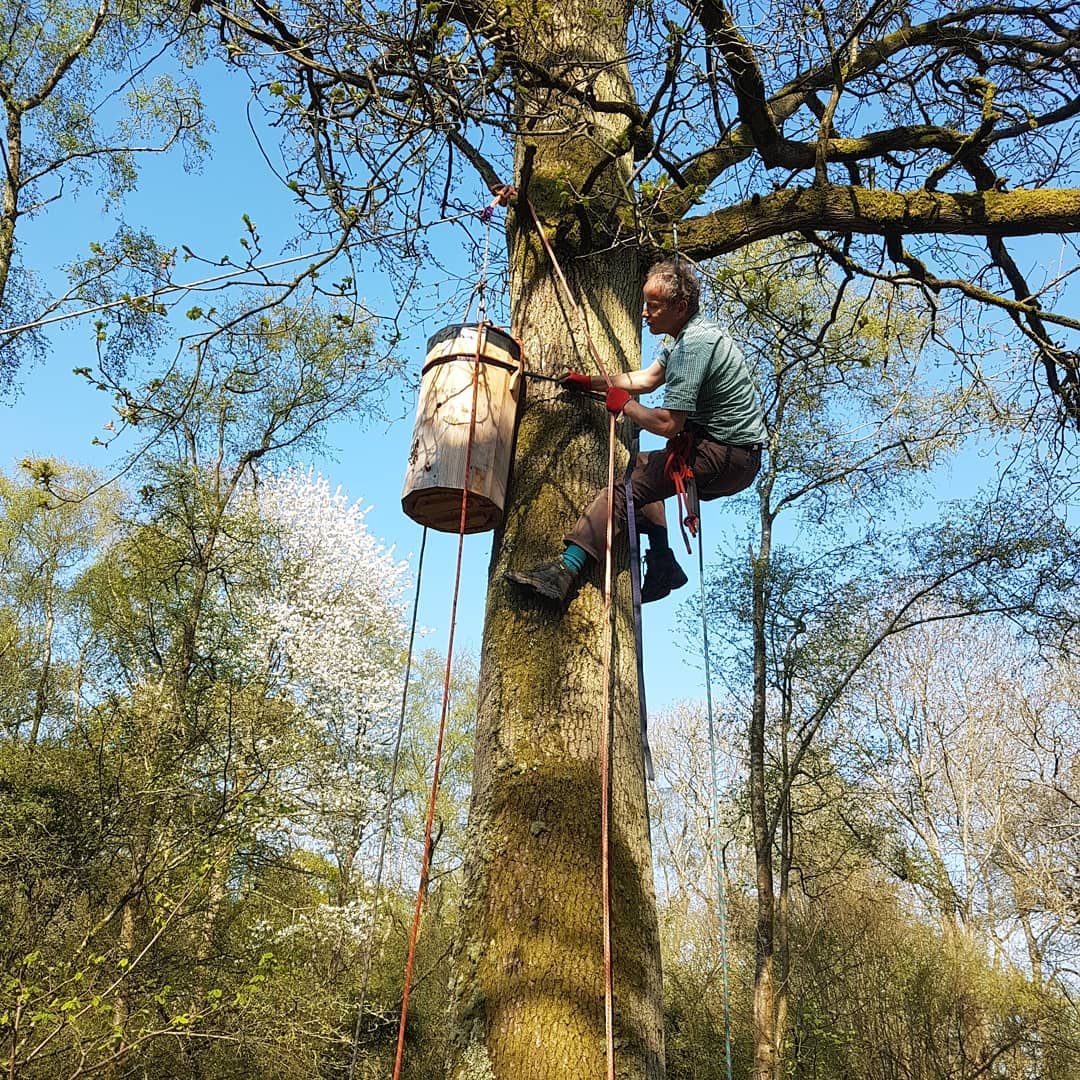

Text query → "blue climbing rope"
[697,520,734,1080]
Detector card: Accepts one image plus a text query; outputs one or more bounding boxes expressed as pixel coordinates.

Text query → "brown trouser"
[564,438,762,562]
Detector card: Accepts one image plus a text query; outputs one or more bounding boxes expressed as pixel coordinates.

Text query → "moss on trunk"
[447,229,665,1077]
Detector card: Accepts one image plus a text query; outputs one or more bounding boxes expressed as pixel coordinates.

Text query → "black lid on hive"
[425,323,520,359]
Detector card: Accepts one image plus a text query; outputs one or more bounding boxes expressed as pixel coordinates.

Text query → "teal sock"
[561,543,588,573]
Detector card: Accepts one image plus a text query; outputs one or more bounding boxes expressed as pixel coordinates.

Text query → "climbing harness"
[664,430,700,553]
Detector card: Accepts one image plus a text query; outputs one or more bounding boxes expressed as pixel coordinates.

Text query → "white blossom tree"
[246,465,412,900]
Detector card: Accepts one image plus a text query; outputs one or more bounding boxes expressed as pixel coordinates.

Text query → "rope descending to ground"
[524,193,619,1080]
[697,528,734,1080]
[348,526,427,1080]
[392,195,504,1079]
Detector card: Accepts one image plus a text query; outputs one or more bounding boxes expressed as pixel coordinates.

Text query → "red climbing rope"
[524,193,618,1080]
[664,430,700,553]
[391,323,489,1080]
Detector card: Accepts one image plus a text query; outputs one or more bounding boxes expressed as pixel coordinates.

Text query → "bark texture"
[446,228,665,1078]
[446,0,666,1073]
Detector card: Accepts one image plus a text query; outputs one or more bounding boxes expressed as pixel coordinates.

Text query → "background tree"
[648,700,754,1080]
[0,0,210,383]
[647,687,1080,1080]
[0,465,117,746]
[0,300,417,1078]
[693,239,1077,1078]
[839,618,1080,995]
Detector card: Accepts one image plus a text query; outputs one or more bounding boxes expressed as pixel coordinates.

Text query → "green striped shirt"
[658,314,768,445]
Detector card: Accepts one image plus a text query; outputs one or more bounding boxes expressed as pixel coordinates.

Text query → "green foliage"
[0,0,209,380]
[783,883,1080,1080]
[651,700,1080,1080]
[0,462,118,744]
[0,309,462,1077]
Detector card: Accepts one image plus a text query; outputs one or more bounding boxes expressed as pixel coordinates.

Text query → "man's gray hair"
[646,258,700,317]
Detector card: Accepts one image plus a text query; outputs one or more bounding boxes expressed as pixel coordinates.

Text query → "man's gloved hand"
[558,371,592,392]
[605,386,631,416]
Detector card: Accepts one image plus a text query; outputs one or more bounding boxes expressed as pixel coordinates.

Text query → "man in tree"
[506,257,767,606]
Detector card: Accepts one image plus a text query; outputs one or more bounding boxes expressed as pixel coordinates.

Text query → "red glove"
[605,386,631,416]
[559,371,591,392]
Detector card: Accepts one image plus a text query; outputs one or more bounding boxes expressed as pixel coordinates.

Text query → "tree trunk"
[28,572,54,748]
[109,900,137,1079]
[775,746,792,1079]
[446,218,665,1076]
[445,0,666,1072]
[0,106,20,310]
[750,491,777,1080]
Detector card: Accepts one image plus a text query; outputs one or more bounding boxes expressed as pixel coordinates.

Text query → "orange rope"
[392,324,488,1080]
[664,430,699,553]
[348,527,427,1080]
[525,196,618,1077]
[599,411,617,1080]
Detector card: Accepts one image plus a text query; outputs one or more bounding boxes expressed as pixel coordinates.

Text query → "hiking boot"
[504,560,576,603]
[640,547,688,603]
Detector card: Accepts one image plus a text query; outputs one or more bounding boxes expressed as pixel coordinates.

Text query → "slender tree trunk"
[750,483,777,1080]
[1017,907,1043,991]
[775,741,792,1079]
[73,640,87,730]
[109,900,137,1078]
[28,575,54,748]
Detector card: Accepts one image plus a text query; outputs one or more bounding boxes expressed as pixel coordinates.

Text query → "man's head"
[642,258,700,337]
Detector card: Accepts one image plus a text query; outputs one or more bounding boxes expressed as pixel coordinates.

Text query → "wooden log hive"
[401,324,523,533]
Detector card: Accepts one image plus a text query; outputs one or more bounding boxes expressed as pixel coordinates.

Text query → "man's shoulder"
[677,314,734,357]
[661,315,733,365]
[683,312,722,335]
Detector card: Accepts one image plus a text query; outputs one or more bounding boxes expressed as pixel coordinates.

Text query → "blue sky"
[1,62,720,713]
[6,57,1075,721]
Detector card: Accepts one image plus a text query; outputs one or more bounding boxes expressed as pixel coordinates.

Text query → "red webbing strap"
[597,411,617,1080]
[664,430,699,553]
[623,422,655,783]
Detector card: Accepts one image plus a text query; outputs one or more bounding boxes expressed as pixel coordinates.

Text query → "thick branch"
[663,5,1079,217]
[677,184,1080,258]
[21,0,109,110]
[698,0,781,165]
